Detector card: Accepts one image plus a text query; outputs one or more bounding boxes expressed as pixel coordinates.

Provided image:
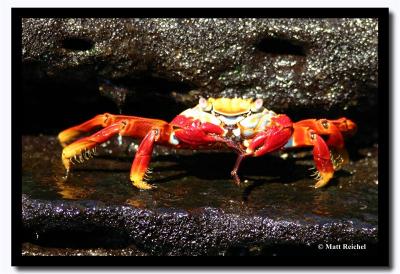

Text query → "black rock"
[22,18,378,109]
[22,136,378,256]
[21,18,378,145]
[22,195,377,256]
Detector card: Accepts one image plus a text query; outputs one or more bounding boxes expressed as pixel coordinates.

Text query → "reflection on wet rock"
[22,136,378,255]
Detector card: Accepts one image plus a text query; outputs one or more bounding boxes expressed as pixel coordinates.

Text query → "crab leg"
[58,114,111,147]
[286,126,335,188]
[129,129,159,190]
[60,114,172,189]
[311,134,335,188]
[330,117,357,137]
[58,113,168,147]
[293,119,345,148]
[230,154,247,186]
[328,118,357,168]
[62,121,127,173]
[292,118,357,169]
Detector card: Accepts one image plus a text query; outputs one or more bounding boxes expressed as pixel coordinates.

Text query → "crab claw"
[247,115,293,157]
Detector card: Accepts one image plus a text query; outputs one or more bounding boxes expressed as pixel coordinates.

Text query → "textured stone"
[22,136,378,256]
[22,242,148,256]
[22,195,377,256]
[22,18,378,112]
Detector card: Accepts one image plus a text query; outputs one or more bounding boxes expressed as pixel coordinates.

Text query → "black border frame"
[12,8,390,267]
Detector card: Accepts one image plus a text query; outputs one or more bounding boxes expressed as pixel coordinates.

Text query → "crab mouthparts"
[217,115,245,126]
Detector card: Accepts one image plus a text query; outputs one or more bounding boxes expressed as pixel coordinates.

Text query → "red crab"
[58,97,357,190]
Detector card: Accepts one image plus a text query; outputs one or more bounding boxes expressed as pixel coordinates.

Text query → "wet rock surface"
[22,18,378,109]
[22,135,378,256]
[22,242,148,256]
[22,18,378,146]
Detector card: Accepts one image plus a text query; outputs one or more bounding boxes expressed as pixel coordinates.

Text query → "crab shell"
[177,97,278,144]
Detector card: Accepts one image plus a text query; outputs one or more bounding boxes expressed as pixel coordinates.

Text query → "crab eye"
[199,97,211,111]
[310,132,316,140]
[251,98,263,112]
[321,120,329,129]
[199,97,207,107]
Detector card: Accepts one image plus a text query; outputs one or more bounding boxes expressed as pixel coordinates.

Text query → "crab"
[58,97,357,190]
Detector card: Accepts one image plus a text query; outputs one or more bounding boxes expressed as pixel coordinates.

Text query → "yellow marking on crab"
[181,108,221,125]
[58,129,81,147]
[130,175,154,190]
[314,171,334,188]
[240,112,264,129]
[208,98,254,116]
